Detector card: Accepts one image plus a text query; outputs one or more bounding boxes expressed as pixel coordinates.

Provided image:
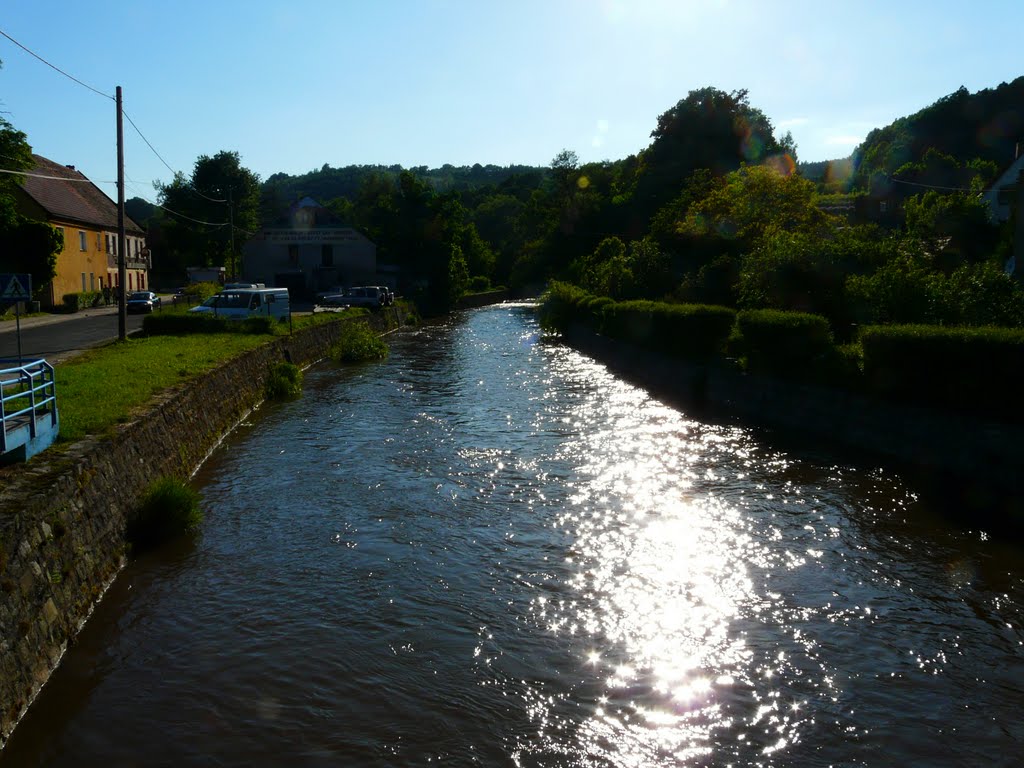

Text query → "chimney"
[65,165,75,171]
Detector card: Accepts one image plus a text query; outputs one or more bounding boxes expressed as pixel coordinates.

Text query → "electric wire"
[888,176,984,193]
[0,167,116,183]
[0,28,112,100]
[122,110,228,204]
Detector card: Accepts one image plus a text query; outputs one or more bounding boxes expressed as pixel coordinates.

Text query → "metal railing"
[0,359,58,454]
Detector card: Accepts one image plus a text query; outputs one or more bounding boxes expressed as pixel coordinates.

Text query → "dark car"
[126,290,162,313]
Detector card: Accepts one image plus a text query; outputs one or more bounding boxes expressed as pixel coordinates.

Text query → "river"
[3,302,1023,766]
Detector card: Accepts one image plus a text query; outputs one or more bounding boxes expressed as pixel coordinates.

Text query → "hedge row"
[62,291,102,312]
[860,324,1024,417]
[540,282,736,362]
[540,282,1024,421]
[734,309,855,382]
[141,312,279,336]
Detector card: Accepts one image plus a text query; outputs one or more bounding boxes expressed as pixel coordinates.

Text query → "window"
[81,273,87,291]
[96,233,102,250]
[288,244,300,266]
[89,273,95,290]
[321,244,334,267]
[79,231,87,251]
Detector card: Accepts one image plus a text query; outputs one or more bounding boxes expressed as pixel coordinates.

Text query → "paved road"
[0,305,147,365]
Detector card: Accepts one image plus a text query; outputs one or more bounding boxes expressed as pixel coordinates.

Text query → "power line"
[0,167,116,184]
[159,206,230,227]
[0,28,112,100]
[888,176,978,193]
[122,110,227,204]
[122,110,178,180]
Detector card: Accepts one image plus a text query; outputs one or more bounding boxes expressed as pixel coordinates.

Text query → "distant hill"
[125,196,158,226]
[261,162,548,206]
[852,75,1024,187]
[798,157,854,188]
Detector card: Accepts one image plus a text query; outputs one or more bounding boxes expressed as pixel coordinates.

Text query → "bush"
[468,275,492,292]
[240,316,276,335]
[143,312,229,335]
[735,309,841,380]
[860,324,1024,417]
[265,361,302,400]
[537,281,596,332]
[127,477,202,549]
[603,300,736,361]
[330,320,388,362]
[62,291,101,312]
[182,282,220,302]
[143,312,279,336]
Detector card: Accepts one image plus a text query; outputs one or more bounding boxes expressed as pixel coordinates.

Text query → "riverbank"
[0,307,408,748]
[562,323,1024,534]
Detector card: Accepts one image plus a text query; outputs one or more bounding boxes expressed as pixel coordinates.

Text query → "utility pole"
[116,85,127,341]
[228,186,235,280]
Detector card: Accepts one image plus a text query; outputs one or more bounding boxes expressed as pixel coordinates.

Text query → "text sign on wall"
[265,229,363,244]
[0,273,32,303]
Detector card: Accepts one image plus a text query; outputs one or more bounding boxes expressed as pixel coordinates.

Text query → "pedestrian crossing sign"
[0,274,32,302]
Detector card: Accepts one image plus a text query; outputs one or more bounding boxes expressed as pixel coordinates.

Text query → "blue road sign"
[0,274,32,303]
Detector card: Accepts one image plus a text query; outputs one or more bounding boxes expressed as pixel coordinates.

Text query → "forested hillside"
[852,75,1024,189]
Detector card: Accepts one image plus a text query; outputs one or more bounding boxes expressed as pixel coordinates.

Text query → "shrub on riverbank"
[330,319,389,362]
[540,282,735,361]
[734,309,850,382]
[142,311,285,336]
[861,324,1024,418]
[604,300,736,361]
[127,476,202,548]
[265,361,303,400]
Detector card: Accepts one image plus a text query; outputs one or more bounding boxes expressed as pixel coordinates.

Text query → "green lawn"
[54,333,275,443]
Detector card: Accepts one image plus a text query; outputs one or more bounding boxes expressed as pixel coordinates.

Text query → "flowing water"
[4,303,1024,767]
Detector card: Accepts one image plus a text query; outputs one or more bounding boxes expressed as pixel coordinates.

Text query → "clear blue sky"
[2,0,1022,205]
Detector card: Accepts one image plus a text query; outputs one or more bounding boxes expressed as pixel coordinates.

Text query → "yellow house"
[13,155,149,308]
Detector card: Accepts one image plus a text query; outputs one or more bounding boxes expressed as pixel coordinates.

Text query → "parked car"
[315,286,346,304]
[317,286,385,309]
[367,285,395,306]
[126,291,162,313]
[344,286,387,309]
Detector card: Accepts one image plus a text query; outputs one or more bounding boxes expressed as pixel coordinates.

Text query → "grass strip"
[54,334,270,443]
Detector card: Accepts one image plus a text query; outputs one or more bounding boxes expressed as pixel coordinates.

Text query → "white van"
[189,287,290,321]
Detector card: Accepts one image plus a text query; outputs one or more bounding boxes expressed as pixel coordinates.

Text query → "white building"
[242,197,377,298]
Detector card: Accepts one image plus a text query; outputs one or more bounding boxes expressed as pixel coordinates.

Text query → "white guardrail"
[0,358,58,458]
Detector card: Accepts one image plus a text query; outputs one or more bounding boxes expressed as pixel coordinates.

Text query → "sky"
[2,0,1023,207]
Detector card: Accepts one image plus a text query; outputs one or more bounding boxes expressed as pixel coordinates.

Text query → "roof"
[20,154,143,234]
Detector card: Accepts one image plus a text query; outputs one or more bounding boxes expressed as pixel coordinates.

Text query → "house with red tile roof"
[12,155,149,308]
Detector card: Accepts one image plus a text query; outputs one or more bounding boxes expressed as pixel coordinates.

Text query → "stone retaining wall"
[0,307,406,747]
[564,324,1024,531]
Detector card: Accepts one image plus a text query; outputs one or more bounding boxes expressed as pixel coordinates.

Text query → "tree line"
[6,70,1024,324]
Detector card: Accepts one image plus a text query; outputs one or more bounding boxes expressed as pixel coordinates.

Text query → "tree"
[0,116,62,297]
[157,151,260,278]
[632,87,792,222]
[903,190,999,268]
[680,164,834,246]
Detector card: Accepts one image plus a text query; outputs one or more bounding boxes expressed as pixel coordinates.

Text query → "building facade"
[13,155,149,307]
[242,197,376,298]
